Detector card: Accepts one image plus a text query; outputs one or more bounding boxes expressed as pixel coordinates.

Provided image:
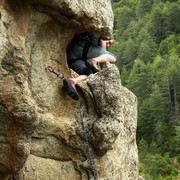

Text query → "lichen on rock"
[0,0,139,179]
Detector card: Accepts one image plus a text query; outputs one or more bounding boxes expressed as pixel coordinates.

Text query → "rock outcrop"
[0,0,138,179]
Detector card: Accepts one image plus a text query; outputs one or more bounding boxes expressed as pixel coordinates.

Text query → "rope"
[78,102,98,180]
[46,65,98,179]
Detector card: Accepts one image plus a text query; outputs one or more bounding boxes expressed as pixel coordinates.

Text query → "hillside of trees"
[111,0,180,179]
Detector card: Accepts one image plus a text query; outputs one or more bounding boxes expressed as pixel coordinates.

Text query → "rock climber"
[63,32,116,100]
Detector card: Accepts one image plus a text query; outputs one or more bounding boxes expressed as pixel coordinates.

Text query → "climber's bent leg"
[68,59,93,75]
[70,75,88,85]
[86,54,117,70]
[63,75,88,100]
[63,78,79,101]
[92,54,116,64]
[85,45,117,69]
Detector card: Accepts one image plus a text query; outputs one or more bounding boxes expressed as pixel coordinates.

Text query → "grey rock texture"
[0,0,139,179]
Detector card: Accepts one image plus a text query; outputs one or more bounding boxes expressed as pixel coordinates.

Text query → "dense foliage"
[111,0,180,179]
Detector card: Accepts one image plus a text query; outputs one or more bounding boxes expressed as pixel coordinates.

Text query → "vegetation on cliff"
[111,0,180,179]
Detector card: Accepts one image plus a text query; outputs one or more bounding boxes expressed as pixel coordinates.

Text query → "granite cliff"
[0,0,138,179]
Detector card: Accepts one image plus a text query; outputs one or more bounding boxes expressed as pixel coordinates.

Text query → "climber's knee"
[69,59,93,75]
[77,65,93,75]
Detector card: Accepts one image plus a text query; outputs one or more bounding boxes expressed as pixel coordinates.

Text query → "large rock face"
[0,0,139,179]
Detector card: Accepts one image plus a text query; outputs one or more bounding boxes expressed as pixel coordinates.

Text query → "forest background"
[111,0,180,179]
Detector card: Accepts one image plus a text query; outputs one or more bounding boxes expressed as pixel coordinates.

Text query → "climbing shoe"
[63,78,79,101]
[86,59,99,73]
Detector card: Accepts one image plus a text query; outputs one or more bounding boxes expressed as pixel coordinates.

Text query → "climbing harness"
[46,65,64,79]
[81,33,92,60]
[69,32,93,63]
[78,102,98,180]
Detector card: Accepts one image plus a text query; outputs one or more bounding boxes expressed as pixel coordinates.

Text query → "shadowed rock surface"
[0,0,138,179]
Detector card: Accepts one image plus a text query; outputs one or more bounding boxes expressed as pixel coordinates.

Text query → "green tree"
[168,54,180,119]
[136,0,153,17]
[120,67,130,86]
[127,59,151,102]
[122,37,137,68]
[138,138,149,160]
[124,19,145,41]
[151,56,170,99]
[150,2,172,43]
[138,42,153,63]
[112,0,180,178]
[136,28,157,63]
[138,83,169,144]
[158,35,180,57]
[142,153,178,179]
[114,6,135,37]
[168,2,180,33]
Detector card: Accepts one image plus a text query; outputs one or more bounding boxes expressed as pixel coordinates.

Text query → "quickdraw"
[46,65,64,79]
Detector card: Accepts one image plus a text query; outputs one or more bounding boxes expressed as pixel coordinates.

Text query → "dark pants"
[67,41,116,75]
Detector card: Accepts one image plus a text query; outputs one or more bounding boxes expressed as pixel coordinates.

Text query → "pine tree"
[138,83,169,145]
[114,6,135,37]
[150,2,173,43]
[136,28,157,63]
[168,2,180,33]
[168,54,180,119]
[122,37,137,68]
[127,59,151,102]
[111,1,180,177]
[136,0,153,17]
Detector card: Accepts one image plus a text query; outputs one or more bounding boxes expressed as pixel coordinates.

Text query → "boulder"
[0,0,139,179]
